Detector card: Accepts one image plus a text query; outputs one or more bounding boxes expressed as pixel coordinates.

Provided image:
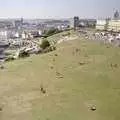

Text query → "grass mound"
[0,36,120,120]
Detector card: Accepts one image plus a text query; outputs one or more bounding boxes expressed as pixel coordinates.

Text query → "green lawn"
[0,36,120,120]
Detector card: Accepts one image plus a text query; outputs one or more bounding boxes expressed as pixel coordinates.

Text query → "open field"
[0,34,120,120]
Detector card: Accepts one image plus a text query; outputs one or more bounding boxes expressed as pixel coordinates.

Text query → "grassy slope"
[0,36,120,120]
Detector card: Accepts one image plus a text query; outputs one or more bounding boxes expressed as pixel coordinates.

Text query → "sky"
[0,0,120,19]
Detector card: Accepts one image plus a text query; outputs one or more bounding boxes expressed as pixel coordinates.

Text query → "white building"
[96,11,120,32]
[38,30,42,36]
[22,32,26,39]
[108,20,120,32]
[96,20,107,30]
[0,30,8,39]
[96,19,120,32]
[14,32,20,38]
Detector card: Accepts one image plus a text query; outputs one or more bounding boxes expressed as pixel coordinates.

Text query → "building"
[0,21,13,29]
[70,17,96,29]
[114,10,120,20]
[22,31,28,39]
[14,32,20,38]
[70,18,74,28]
[74,16,79,29]
[108,20,120,32]
[0,30,8,40]
[79,19,96,28]
[96,11,120,32]
[70,16,79,29]
[96,19,120,32]
[14,18,23,30]
[96,20,107,30]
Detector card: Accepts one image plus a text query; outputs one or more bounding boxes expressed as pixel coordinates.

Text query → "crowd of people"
[78,29,120,47]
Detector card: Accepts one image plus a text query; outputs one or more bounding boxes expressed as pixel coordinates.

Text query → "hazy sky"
[0,0,120,19]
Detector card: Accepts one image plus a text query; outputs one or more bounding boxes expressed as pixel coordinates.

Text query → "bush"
[19,51,30,58]
[62,32,71,37]
[42,46,56,53]
[43,28,62,37]
[5,57,15,62]
[42,47,51,53]
[40,39,50,50]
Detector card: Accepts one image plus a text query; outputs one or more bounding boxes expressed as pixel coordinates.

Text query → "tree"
[43,28,62,37]
[40,39,50,50]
